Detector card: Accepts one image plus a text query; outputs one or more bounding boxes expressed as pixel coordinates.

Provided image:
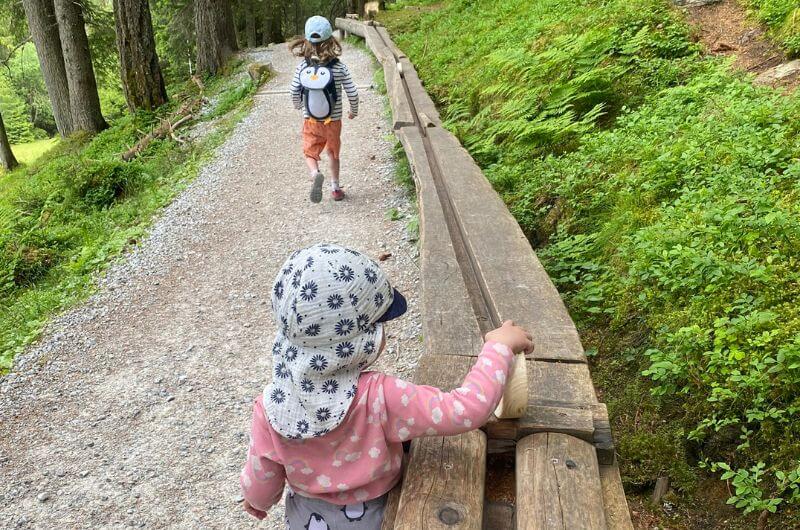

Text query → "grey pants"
[284,488,387,530]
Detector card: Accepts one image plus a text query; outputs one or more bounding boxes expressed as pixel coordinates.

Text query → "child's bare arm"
[240,398,286,516]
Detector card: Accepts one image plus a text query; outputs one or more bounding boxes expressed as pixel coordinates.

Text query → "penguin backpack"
[299,59,339,121]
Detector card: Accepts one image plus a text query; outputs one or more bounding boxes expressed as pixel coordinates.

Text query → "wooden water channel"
[335,17,634,529]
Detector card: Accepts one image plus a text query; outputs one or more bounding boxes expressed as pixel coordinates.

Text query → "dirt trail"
[0,43,422,529]
[682,0,800,88]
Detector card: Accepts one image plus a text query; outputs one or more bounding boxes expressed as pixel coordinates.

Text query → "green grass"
[0,64,258,373]
[744,0,800,56]
[7,138,59,167]
[381,0,800,525]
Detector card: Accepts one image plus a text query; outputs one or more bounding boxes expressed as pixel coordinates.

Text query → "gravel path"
[0,43,422,529]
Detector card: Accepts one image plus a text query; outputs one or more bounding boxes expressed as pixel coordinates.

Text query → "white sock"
[330,180,340,191]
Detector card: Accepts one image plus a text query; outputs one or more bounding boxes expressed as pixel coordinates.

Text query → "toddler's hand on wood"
[243,499,267,520]
[485,320,533,355]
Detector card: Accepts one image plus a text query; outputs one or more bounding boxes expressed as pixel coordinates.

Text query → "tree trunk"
[21,0,73,137]
[53,0,108,133]
[262,0,283,44]
[245,0,258,48]
[195,0,239,76]
[113,0,168,112]
[357,0,366,17]
[0,112,19,171]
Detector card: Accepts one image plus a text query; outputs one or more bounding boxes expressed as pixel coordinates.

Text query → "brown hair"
[288,36,342,63]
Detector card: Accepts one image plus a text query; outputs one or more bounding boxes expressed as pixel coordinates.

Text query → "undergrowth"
[382,0,800,525]
[0,62,259,371]
[744,0,800,56]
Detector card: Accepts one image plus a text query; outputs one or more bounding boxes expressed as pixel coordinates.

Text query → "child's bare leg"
[329,157,340,190]
[305,157,320,176]
[307,156,324,203]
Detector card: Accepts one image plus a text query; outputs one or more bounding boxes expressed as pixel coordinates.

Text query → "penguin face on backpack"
[300,65,331,90]
[299,60,339,120]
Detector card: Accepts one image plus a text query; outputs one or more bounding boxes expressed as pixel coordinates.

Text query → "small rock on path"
[0,43,422,529]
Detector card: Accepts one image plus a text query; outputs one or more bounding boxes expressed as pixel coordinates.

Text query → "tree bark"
[262,0,283,44]
[357,0,366,17]
[53,0,108,133]
[0,112,19,171]
[195,0,239,76]
[245,0,258,48]
[113,0,168,112]
[21,0,73,136]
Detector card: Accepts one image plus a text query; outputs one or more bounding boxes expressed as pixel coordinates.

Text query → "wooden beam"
[599,462,634,530]
[335,16,366,37]
[484,404,595,442]
[394,431,487,530]
[396,127,484,360]
[425,126,586,363]
[517,433,607,529]
[528,361,598,408]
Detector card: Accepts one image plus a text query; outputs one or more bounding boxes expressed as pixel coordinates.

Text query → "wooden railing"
[336,17,633,529]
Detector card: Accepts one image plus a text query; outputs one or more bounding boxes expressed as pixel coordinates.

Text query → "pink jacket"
[240,341,514,509]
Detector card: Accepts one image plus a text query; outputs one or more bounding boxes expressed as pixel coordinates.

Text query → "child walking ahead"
[290,16,358,203]
[240,243,533,529]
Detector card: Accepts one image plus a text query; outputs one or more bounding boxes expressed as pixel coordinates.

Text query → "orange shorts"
[301,119,342,160]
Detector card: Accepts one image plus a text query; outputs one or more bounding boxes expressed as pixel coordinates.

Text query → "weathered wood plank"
[528,360,598,408]
[517,433,607,530]
[395,127,484,360]
[599,462,634,530]
[592,403,615,466]
[376,26,407,60]
[394,431,487,530]
[388,67,415,129]
[484,404,595,442]
[397,58,442,126]
[335,16,366,37]
[364,26,393,65]
[381,481,403,530]
[425,126,585,363]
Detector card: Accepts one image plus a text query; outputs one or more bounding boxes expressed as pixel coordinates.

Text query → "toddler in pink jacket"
[240,243,532,529]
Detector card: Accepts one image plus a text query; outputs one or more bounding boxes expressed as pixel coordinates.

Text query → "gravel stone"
[0,44,422,529]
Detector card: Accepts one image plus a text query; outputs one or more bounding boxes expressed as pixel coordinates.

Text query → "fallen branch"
[122,82,205,161]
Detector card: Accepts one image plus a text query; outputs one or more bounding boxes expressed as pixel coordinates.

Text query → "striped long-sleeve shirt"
[290,59,359,120]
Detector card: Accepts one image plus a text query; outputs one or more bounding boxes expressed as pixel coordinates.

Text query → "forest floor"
[683,0,800,89]
[0,43,422,529]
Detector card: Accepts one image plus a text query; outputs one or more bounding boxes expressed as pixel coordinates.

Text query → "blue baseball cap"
[305,16,333,43]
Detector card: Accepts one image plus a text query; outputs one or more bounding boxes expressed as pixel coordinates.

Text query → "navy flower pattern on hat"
[300,281,318,301]
[321,379,339,394]
[310,354,328,372]
[327,294,344,309]
[291,269,303,288]
[335,318,354,336]
[335,341,354,358]
[275,362,290,379]
[270,388,286,403]
[334,265,354,283]
[264,243,402,440]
